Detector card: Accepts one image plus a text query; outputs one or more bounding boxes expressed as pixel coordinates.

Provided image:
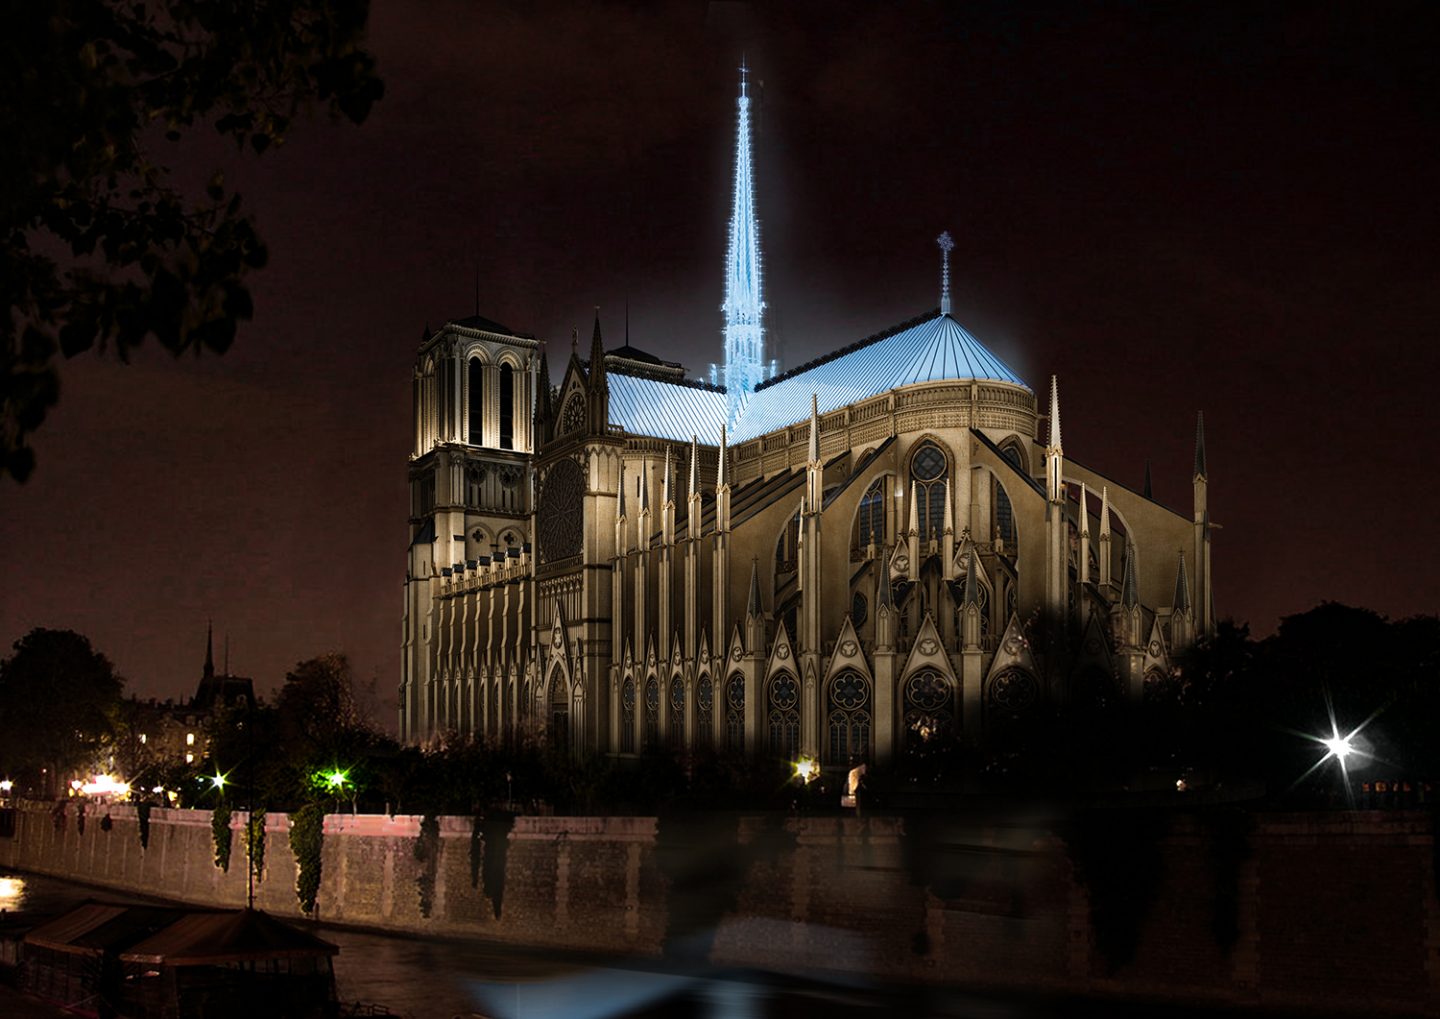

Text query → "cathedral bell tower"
[401,316,539,743]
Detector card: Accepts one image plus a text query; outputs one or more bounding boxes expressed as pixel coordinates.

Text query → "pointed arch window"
[621,677,636,753]
[826,670,871,765]
[775,509,800,575]
[994,480,1016,550]
[725,674,745,753]
[696,676,713,748]
[468,357,485,445]
[550,675,569,750]
[766,673,800,759]
[499,363,515,449]
[910,443,949,543]
[669,677,686,748]
[644,676,660,749]
[903,669,954,749]
[853,477,887,559]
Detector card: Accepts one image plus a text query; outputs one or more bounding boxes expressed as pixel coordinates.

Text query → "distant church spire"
[722,61,768,425]
[1194,411,1207,481]
[937,231,954,315]
[204,620,215,678]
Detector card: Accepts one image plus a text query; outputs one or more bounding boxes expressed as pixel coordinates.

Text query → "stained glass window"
[826,670,871,764]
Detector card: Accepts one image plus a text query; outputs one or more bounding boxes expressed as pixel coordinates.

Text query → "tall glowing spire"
[722,59,768,424]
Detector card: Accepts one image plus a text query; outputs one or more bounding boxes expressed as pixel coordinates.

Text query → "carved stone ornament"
[552,629,564,649]
[894,553,910,573]
[1149,640,1163,657]
[839,639,858,657]
[731,642,743,661]
[1003,635,1024,656]
[918,637,939,656]
[1085,637,1102,655]
[776,643,790,660]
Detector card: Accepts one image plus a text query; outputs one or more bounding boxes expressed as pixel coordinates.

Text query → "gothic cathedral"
[400,73,1214,764]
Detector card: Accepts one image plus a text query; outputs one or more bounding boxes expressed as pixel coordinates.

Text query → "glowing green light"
[326,769,348,789]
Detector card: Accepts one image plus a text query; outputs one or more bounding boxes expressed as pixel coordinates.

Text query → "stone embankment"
[1,802,1435,1014]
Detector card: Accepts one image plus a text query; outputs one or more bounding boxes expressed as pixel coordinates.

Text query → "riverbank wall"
[1,802,1435,1014]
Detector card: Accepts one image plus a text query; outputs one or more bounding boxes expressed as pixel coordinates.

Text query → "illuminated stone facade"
[399,78,1214,761]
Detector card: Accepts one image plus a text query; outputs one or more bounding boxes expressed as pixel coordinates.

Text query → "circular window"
[536,458,583,563]
[912,444,946,481]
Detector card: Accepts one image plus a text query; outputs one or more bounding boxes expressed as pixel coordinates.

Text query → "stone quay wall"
[1,802,1436,1014]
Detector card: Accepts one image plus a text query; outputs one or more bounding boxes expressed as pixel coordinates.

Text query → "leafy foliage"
[246,808,266,883]
[211,800,232,872]
[0,628,124,792]
[414,813,440,919]
[288,802,324,914]
[1,0,383,481]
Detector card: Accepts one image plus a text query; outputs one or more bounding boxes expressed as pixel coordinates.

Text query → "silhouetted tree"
[0,628,124,795]
[1,0,383,480]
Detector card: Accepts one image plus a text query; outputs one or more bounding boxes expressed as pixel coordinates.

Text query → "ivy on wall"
[211,802,233,872]
[414,813,440,918]
[469,814,483,889]
[247,809,266,884]
[290,803,324,914]
[1063,808,1168,974]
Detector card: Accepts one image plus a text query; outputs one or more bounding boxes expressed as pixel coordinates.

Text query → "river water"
[0,868,898,1019]
[1,868,1273,1019]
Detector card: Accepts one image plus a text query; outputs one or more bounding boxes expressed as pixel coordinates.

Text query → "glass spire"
[722,61,769,424]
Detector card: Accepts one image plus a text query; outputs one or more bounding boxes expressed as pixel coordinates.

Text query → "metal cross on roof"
[937,230,955,315]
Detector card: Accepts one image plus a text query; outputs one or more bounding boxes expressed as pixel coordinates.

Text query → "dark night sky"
[3,1,1438,714]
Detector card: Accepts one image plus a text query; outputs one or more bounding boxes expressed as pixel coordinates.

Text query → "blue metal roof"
[729,312,1028,442]
[606,310,1026,446]
[607,371,729,444]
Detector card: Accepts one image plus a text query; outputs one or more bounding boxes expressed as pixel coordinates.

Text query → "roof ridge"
[753,308,941,392]
[583,359,727,393]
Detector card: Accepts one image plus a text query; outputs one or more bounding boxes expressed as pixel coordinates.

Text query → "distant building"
[123,625,254,768]
[400,73,1214,762]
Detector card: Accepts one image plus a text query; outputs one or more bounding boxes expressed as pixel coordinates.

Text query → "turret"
[1193,411,1212,637]
[942,478,955,579]
[535,346,553,446]
[1171,549,1194,650]
[745,557,766,654]
[659,447,674,658]
[587,311,608,434]
[800,394,823,653]
[712,426,731,654]
[1098,485,1113,590]
[907,481,920,570]
[1078,481,1090,586]
[875,554,896,650]
[960,549,982,650]
[1044,375,1066,624]
[685,435,701,658]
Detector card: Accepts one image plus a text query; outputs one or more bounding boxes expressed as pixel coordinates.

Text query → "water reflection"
[0,875,24,906]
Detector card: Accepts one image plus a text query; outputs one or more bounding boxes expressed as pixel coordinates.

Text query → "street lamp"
[793,757,819,784]
[1322,733,1354,761]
